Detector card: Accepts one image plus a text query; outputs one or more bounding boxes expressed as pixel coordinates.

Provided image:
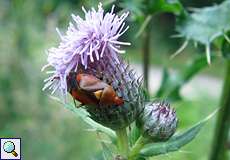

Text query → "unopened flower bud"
[137,101,178,141]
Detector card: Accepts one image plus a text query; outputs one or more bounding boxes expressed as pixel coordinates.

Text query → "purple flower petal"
[42,3,130,98]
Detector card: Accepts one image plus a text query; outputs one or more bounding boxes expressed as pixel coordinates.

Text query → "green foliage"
[129,124,142,147]
[122,0,185,38]
[119,0,145,21]
[176,0,230,63]
[101,141,114,160]
[120,0,184,21]
[59,92,217,160]
[139,109,217,157]
[156,55,210,101]
[148,0,184,15]
[60,100,117,143]
[0,0,227,159]
[177,0,230,44]
[222,33,230,59]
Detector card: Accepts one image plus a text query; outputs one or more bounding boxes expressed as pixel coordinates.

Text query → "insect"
[67,72,124,107]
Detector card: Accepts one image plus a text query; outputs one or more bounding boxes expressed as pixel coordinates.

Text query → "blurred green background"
[0,0,228,159]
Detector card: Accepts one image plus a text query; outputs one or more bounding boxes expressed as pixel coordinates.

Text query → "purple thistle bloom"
[42,3,131,96]
[42,3,144,129]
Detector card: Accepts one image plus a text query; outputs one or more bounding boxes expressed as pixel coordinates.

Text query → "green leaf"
[103,0,117,7]
[176,0,230,63]
[221,32,230,59]
[177,0,230,44]
[136,157,147,160]
[96,131,115,160]
[156,55,209,101]
[149,0,185,15]
[101,141,114,160]
[66,103,117,142]
[129,123,141,147]
[120,0,185,38]
[139,109,218,157]
[119,0,145,21]
[50,96,117,142]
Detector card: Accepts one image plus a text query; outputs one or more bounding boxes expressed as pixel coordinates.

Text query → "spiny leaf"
[176,0,230,63]
[139,109,218,157]
[177,1,230,44]
[50,96,117,142]
[65,103,117,142]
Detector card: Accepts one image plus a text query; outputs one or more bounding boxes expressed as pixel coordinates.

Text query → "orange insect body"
[67,73,124,107]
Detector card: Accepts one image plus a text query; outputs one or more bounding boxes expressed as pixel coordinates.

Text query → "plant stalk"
[142,21,151,92]
[128,136,148,160]
[116,128,129,158]
[209,60,230,160]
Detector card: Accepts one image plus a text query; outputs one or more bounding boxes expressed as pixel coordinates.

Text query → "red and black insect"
[67,72,124,107]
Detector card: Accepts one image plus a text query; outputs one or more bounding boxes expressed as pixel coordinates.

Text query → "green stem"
[209,60,230,160]
[116,128,129,158]
[142,20,151,92]
[128,136,149,160]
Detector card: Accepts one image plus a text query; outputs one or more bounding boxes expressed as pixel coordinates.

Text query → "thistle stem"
[142,21,151,92]
[128,136,149,160]
[116,128,129,158]
[209,60,230,160]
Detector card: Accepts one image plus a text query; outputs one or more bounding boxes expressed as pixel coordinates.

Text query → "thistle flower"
[42,3,144,130]
[137,101,178,141]
[42,3,131,96]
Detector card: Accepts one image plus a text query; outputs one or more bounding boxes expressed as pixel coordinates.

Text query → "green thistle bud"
[137,101,178,141]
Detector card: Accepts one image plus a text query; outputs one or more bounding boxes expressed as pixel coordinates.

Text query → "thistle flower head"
[42,3,130,96]
[138,101,178,141]
[82,56,144,129]
[42,3,144,129]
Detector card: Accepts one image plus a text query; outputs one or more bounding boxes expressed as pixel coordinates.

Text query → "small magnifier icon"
[3,141,18,157]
